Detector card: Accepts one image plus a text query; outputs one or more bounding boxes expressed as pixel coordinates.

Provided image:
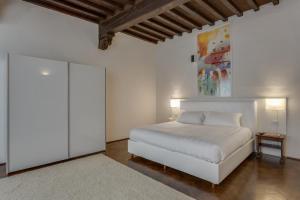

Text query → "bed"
[128,100,257,186]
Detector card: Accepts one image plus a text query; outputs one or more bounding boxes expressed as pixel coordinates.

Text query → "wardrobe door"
[9,54,68,172]
[69,63,106,158]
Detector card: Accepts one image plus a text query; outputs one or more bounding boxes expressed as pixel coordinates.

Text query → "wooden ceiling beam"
[103,0,139,22]
[177,4,213,26]
[130,26,166,41]
[137,23,173,39]
[73,0,115,16]
[122,29,159,44]
[128,0,139,5]
[25,0,280,47]
[144,20,178,36]
[23,0,101,23]
[99,1,143,33]
[100,0,125,10]
[192,0,226,21]
[219,0,243,17]
[272,0,279,5]
[168,9,201,28]
[156,15,192,33]
[100,0,190,33]
[149,18,183,35]
[247,0,259,11]
[51,0,106,18]
[99,0,190,49]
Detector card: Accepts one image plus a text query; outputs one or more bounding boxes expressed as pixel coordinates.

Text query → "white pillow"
[203,111,242,127]
[176,111,205,125]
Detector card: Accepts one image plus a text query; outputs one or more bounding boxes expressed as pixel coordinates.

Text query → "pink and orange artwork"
[197,25,231,97]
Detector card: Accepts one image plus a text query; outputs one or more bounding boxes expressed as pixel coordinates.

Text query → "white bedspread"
[130,122,252,164]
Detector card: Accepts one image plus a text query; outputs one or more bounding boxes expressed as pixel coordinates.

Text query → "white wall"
[0,0,157,157]
[2,0,300,161]
[156,0,300,159]
[0,53,7,163]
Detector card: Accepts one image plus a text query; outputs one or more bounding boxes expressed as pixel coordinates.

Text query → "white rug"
[0,155,194,200]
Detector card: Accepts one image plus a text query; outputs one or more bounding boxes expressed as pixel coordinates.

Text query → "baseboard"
[106,138,129,144]
[256,151,300,161]
[287,156,300,161]
[8,150,105,176]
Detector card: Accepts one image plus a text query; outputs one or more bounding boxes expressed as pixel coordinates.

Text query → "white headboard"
[180,99,258,132]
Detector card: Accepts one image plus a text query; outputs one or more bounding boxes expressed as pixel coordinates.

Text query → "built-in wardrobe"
[0,54,106,173]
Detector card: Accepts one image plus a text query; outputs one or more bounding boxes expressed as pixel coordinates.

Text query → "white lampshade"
[170,99,181,108]
[265,98,285,111]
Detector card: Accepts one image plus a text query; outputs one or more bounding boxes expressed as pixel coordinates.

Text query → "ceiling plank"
[97,0,143,27]
[23,0,280,48]
[23,0,101,23]
[219,0,243,17]
[144,20,179,36]
[169,9,201,28]
[156,14,192,33]
[177,4,213,26]
[99,0,191,49]
[137,23,173,39]
[73,0,115,16]
[99,0,190,34]
[102,0,139,22]
[130,26,166,41]
[100,0,125,10]
[51,0,106,18]
[122,29,159,44]
[246,0,259,11]
[192,0,226,21]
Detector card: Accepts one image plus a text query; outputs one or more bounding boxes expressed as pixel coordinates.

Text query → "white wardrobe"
[1,54,106,173]
[69,63,106,158]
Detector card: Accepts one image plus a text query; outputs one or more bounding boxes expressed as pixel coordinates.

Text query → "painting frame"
[197,24,232,97]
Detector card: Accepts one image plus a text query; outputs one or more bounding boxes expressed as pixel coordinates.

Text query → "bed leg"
[131,154,135,159]
[163,165,167,172]
[211,183,216,189]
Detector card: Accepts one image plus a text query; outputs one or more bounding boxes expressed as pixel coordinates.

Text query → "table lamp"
[265,98,286,134]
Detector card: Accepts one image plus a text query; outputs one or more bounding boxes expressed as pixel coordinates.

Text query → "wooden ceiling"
[23,0,279,50]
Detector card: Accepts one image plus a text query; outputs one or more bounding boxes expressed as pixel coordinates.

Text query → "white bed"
[130,122,252,164]
[128,100,257,186]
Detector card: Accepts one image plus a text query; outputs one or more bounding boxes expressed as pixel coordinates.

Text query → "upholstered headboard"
[180,99,258,132]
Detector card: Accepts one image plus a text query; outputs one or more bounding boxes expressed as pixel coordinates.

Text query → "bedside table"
[256,132,286,163]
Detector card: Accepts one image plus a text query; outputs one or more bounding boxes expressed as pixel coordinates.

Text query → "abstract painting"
[197,24,231,97]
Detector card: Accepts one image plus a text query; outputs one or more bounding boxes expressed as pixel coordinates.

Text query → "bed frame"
[128,99,258,187]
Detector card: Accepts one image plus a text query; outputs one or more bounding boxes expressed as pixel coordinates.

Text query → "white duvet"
[130,121,252,164]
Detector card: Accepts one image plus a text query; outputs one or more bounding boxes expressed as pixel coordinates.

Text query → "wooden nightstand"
[256,132,286,163]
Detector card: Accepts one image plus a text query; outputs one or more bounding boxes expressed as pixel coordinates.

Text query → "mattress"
[129,121,252,164]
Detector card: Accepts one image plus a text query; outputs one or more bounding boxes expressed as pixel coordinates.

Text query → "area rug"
[0,154,194,200]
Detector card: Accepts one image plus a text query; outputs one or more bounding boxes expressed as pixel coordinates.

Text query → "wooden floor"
[0,164,5,179]
[105,140,300,200]
[1,139,300,200]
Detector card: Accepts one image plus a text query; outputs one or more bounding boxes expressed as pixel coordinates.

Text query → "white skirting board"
[128,139,254,184]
